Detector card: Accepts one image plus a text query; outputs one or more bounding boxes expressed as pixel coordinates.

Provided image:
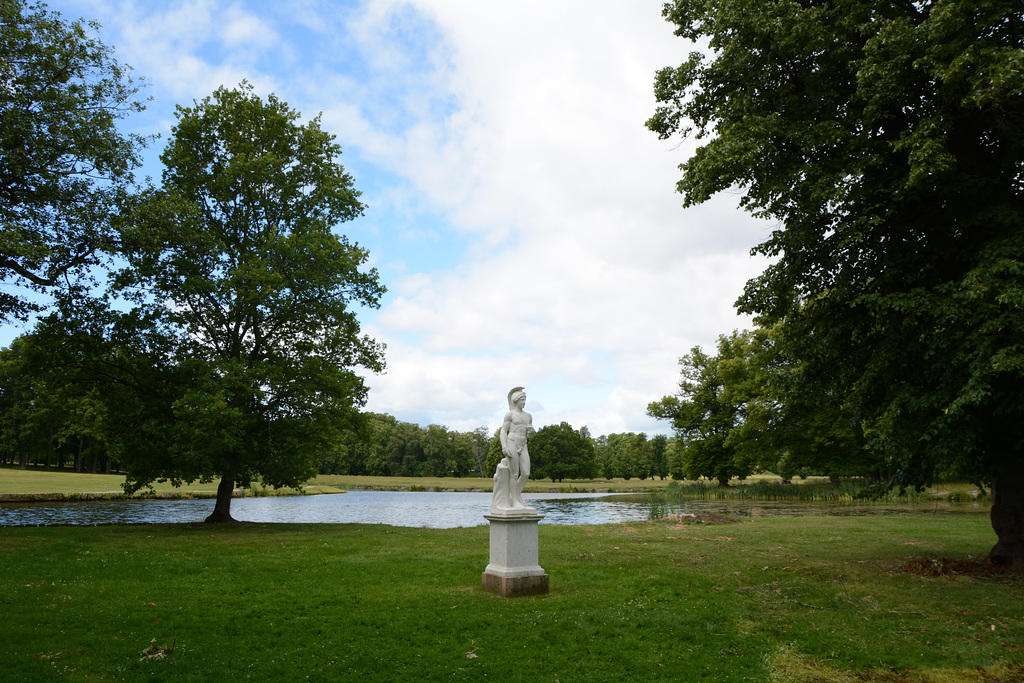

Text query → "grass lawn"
[0,468,222,497]
[1,512,1020,681]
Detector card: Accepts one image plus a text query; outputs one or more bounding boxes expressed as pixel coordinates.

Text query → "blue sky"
[3,0,773,436]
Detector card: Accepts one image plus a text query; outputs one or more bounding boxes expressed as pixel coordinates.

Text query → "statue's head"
[507,386,526,410]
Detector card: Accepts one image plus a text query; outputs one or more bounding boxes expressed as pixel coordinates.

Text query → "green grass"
[1,513,1020,681]
[0,467,222,498]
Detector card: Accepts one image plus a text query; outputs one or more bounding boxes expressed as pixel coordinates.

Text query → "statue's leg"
[512,446,530,507]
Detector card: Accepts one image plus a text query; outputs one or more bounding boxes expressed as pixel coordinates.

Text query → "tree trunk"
[205,459,239,523]
[988,460,1024,571]
[46,410,55,471]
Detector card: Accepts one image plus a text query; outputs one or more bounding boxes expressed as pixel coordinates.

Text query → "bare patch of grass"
[900,557,1017,579]
[767,644,1024,682]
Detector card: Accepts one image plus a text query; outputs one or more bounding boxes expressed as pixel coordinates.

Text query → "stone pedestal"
[482,513,549,597]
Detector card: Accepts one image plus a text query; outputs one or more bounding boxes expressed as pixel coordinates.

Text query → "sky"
[4,0,774,436]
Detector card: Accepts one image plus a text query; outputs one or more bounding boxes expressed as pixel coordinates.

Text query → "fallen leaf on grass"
[140,638,174,661]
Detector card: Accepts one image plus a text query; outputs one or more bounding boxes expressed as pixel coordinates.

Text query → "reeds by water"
[646,480,937,519]
[663,479,927,503]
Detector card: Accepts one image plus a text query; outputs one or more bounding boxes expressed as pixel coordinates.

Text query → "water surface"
[0,491,633,527]
[0,490,982,528]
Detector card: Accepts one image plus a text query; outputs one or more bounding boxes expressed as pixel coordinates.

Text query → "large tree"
[648,1,1024,565]
[40,84,385,522]
[0,0,146,320]
[648,434,670,480]
[530,421,598,482]
[648,334,753,485]
[650,326,870,483]
[593,431,655,480]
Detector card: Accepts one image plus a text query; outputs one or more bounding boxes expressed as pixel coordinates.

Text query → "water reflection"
[0,490,981,528]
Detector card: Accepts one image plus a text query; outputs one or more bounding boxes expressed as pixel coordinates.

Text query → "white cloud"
[82,0,282,109]
[221,4,277,48]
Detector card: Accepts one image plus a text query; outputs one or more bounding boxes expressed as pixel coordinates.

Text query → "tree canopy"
[649,339,747,486]
[37,84,385,522]
[649,0,1024,566]
[649,326,870,484]
[0,0,146,320]
[530,421,598,482]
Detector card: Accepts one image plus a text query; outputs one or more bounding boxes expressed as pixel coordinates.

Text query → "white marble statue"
[490,386,537,514]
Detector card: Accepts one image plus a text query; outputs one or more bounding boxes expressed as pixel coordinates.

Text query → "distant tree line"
[317,414,671,483]
[0,337,116,473]
[318,413,488,478]
[599,432,672,481]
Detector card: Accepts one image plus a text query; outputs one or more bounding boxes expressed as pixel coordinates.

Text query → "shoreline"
[0,487,344,504]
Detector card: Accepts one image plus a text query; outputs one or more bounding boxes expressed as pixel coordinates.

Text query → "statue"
[483,386,549,596]
[490,386,537,514]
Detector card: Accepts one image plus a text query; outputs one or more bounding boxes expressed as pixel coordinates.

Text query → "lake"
[0,490,980,527]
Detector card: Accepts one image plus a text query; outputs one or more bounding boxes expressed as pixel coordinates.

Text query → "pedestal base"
[481,571,549,597]
[482,513,549,597]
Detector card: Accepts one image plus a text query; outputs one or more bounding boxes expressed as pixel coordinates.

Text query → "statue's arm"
[499,411,512,453]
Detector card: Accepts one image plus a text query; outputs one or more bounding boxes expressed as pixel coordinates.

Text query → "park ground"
[0,471,1020,681]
